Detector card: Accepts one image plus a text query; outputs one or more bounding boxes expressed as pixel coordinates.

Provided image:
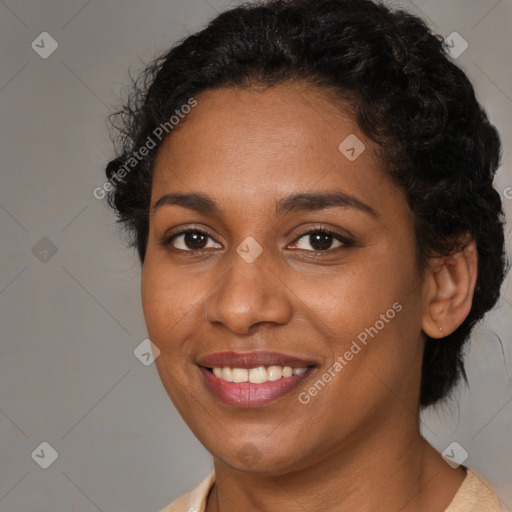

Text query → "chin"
[207,435,308,475]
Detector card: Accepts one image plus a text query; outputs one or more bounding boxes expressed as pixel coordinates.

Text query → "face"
[141,83,428,475]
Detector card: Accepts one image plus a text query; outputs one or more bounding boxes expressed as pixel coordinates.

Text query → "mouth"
[197,351,316,408]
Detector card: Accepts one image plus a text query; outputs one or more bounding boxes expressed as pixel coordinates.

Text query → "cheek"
[141,262,192,402]
[141,264,170,340]
[297,257,407,334]
[141,255,202,340]
[299,251,423,379]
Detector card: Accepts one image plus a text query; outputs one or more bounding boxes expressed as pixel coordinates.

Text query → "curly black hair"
[103,0,508,408]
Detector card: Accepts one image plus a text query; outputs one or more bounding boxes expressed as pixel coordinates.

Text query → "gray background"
[0,0,511,511]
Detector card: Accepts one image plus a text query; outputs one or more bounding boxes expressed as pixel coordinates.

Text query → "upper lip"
[197,351,316,369]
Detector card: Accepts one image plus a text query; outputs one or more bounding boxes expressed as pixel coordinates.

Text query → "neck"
[206,414,466,512]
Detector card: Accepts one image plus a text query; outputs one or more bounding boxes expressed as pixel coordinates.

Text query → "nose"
[204,250,293,335]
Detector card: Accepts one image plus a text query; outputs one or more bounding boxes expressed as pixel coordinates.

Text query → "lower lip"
[199,367,312,408]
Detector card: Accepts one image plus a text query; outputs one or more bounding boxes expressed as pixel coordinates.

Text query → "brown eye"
[167,230,221,251]
[308,232,336,251]
[291,229,350,252]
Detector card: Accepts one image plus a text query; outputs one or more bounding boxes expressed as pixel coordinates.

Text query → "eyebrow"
[152,191,378,218]
[276,191,378,217]
[153,192,218,215]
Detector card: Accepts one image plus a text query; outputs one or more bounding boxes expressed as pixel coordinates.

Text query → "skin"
[141,83,478,512]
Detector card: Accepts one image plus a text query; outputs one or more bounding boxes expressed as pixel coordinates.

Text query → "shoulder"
[159,473,215,512]
[445,467,501,512]
[157,468,500,512]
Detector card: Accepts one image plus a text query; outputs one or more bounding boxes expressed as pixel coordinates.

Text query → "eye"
[165,229,222,252]
[290,228,351,252]
[162,226,352,253]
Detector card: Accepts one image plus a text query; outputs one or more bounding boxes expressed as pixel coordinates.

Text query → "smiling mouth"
[199,364,315,407]
[204,365,309,383]
[196,350,317,407]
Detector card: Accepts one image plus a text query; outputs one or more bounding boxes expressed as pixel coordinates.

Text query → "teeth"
[248,366,267,383]
[210,365,308,383]
[267,366,283,381]
[222,367,232,381]
[282,366,292,378]
[232,368,248,383]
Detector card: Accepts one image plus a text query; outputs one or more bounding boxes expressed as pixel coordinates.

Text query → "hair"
[104,0,508,408]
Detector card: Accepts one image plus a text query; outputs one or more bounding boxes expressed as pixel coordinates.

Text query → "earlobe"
[421,239,478,339]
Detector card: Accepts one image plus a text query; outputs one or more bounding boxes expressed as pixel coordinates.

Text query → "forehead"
[151,83,399,213]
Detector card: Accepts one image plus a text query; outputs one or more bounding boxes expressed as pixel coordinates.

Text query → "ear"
[421,238,478,339]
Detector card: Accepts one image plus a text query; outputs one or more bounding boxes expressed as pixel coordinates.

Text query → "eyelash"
[161,224,353,255]
[288,226,354,255]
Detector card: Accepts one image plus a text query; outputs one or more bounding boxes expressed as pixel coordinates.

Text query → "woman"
[104,0,508,510]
